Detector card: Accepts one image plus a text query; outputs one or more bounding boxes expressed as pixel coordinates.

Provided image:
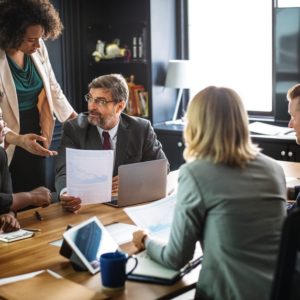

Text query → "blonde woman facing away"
[133,86,286,300]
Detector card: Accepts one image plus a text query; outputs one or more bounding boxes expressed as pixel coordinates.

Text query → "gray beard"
[88,114,104,127]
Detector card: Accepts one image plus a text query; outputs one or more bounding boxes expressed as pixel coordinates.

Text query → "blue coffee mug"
[100,251,138,289]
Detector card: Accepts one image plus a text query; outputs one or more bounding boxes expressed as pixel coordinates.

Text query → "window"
[188,0,272,113]
[277,0,300,7]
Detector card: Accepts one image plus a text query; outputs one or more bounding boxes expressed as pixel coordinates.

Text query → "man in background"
[55,74,168,212]
[286,83,300,207]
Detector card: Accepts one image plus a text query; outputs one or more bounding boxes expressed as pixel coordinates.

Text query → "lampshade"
[165,60,193,89]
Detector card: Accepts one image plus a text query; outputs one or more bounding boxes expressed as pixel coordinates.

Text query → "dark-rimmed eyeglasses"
[84,94,116,106]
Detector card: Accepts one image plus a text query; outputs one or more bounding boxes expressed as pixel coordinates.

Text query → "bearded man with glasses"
[55,74,168,212]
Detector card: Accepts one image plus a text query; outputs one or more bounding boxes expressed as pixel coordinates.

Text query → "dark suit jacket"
[0,147,13,214]
[55,112,168,194]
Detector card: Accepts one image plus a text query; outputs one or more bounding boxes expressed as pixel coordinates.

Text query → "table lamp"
[165,60,193,125]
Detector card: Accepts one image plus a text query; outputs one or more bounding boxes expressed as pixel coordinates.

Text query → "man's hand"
[132,230,149,251]
[29,186,52,208]
[68,111,78,120]
[60,193,81,213]
[112,176,119,196]
[0,213,20,233]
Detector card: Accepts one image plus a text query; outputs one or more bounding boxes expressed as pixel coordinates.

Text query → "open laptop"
[105,159,168,207]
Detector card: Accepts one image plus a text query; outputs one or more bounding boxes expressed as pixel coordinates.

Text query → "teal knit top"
[7,54,43,111]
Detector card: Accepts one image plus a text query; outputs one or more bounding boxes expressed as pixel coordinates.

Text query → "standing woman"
[0,0,77,193]
[133,86,287,300]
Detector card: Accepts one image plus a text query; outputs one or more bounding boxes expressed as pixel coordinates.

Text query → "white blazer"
[0,40,74,164]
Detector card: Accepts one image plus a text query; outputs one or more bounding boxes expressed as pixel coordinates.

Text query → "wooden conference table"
[0,161,299,299]
[0,170,197,300]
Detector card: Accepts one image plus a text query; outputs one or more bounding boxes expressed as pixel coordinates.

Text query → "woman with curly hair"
[0,0,77,195]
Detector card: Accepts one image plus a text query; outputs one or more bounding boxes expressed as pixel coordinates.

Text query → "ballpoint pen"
[180,256,203,277]
[22,228,41,232]
[35,211,44,221]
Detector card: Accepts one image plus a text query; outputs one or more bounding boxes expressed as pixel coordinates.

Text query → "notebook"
[105,159,168,207]
[0,229,34,243]
[127,250,203,285]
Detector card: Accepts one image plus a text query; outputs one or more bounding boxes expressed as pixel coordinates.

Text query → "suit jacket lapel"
[114,116,129,174]
[0,49,19,123]
[86,125,103,150]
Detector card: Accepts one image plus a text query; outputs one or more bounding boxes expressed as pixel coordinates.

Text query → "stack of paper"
[249,121,294,136]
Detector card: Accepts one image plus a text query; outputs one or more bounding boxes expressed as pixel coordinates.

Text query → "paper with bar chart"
[66,148,114,204]
[124,193,177,241]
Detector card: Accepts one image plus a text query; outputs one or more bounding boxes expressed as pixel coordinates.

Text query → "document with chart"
[124,193,203,284]
[124,193,177,241]
[66,148,114,204]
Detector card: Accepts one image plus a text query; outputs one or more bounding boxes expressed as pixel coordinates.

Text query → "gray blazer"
[55,112,168,194]
[146,153,286,300]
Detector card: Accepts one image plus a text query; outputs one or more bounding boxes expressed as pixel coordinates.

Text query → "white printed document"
[249,121,295,136]
[105,222,139,245]
[124,193,203,284]
[66,148,113,204]
[124,193,177,241]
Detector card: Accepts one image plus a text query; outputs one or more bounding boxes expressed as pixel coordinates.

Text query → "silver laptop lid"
[117,159,168,207]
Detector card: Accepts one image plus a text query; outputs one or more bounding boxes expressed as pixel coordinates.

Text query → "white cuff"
[60,187,68,196]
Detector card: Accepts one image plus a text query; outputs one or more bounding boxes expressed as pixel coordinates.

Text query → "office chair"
[270,208,300,300]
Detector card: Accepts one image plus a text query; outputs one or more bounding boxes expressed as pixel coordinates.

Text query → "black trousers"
[9,106,46,193]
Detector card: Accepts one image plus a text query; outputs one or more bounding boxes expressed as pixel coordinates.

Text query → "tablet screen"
[63,216,119,274]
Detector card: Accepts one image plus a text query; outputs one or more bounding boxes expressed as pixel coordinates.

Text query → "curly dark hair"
[0,0,63,49]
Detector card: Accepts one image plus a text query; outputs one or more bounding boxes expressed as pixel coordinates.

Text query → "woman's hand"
[132,230,149,251]
[5,131,57,156]
[19,134,57,156]
[68,111,78,120]
[0,213,20,233]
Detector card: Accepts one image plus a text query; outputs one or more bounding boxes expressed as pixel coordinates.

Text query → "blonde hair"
[287,83,300,111]
[183,86,259,167]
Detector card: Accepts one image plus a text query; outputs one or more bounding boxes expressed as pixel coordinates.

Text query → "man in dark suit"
[55,74,168,212]
[286,83,300,210]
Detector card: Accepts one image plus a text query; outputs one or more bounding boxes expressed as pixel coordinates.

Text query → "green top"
[146,152,287,300]
[7,54,43,111]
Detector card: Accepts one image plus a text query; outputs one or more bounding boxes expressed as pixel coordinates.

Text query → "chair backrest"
[270,208,300,300]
